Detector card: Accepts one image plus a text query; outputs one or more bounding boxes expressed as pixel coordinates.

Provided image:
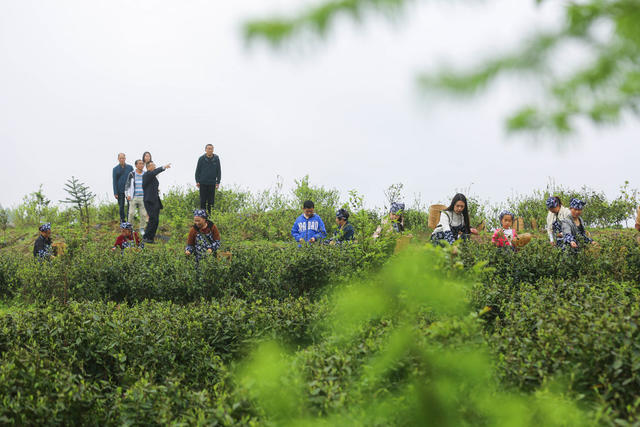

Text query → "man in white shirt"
[125,159,147,235]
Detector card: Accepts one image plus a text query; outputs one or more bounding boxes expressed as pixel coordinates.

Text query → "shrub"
[0,297,323,424]
[474,279,640,421]
[0,241,392,304]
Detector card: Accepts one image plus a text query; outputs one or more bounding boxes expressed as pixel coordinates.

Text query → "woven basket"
[514,233,532,248]
[52,242,67,256]
[428,204,447,229]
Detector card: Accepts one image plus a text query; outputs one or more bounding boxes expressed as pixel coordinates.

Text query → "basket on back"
[428,204,447,229]
[514,233,532,248]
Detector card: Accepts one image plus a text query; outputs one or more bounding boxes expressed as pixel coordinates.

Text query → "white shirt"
[546,206,571,242]
[433,211,464,234]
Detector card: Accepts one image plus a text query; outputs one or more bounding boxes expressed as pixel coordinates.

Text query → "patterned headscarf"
[336,209,349,220]
[499,210,515,221]
[39,223,51,232]
[546,197,559,209]
[390,202,405,214]
[570,198,586,210]
[193,209,208,219]
[120,222,133,230]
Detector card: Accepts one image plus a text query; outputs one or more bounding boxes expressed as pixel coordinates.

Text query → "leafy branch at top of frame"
[416,0,640,134]
[243,0,410,47]
[244,0,640,135]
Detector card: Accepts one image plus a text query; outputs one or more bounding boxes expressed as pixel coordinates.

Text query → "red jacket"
[492,228,517,247]
[114,232,141,249]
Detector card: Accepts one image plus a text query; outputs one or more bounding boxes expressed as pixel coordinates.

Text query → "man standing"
[195,144,221,216]
[125,159,147,236]
[142,161,171,244]
[112,153,133,223]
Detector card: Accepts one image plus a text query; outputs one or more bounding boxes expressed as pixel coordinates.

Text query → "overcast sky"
[1,0,638,211]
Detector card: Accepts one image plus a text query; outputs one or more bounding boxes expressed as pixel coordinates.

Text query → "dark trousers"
[199,184,216,215]
[144,200,160,241]
[117,192,129,223]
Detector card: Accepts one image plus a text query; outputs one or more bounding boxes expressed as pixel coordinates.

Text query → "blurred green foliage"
[245,0,640,134]
[236,246,592,426]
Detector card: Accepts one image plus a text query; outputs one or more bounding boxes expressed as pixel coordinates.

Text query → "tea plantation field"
[1,220,639,425]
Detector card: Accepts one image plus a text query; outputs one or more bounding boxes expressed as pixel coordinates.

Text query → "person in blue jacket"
[291,200,327,244]
[112,153,133,223]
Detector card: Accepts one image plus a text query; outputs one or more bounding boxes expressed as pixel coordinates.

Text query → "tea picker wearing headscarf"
[185,209,221,261]
[373,202,405,238]
[330,209,355,245]
[33,223,53,260]
[492,210,518,249]
[560,198,595,251]
[545,196,571,246]
[112,222,143,252]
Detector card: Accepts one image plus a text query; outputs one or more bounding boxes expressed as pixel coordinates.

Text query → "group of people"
[33,201,354,261]
[429,193,597,252]
[290,201,355,246]
[32,165,619,261]
[111,145,221,245]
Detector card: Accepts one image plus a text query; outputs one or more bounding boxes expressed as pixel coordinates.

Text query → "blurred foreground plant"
[236,245,591,425]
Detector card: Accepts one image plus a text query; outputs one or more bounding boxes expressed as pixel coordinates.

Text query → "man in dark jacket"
[142,161,171,243]
[112,153,134,222]
[195,144,221,216]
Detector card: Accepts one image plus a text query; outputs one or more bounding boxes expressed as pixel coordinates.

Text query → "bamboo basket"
[514,233,532,248]
[428,204,447,229]
[52,242,67,256]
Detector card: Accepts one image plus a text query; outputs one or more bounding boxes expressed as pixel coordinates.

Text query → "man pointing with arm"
[142,161,171,244]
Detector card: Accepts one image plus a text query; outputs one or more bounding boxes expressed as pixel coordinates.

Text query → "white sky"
[1,0,638,211]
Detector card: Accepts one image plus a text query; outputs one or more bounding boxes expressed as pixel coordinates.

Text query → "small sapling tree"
[61,176,95,225]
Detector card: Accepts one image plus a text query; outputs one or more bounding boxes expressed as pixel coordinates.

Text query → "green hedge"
[471,279,640,422]
[0,297,323,425]
[0,242,392,304]
[458,231,640,422]
[458,231,640,285]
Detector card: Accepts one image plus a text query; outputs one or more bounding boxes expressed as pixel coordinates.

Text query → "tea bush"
[0,297,325,424]
[469,279,640,422]
[458,231,640,285]
[0,241,393,304]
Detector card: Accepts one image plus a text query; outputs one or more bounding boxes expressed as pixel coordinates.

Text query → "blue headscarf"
[39,222,51,232]
[546,197,559,209]
[499,210,515,221]
[120,222,133,230]
[193,209,208,219]
[570,198,586,210]
[390,202,405,214]
[336,209,349,220]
